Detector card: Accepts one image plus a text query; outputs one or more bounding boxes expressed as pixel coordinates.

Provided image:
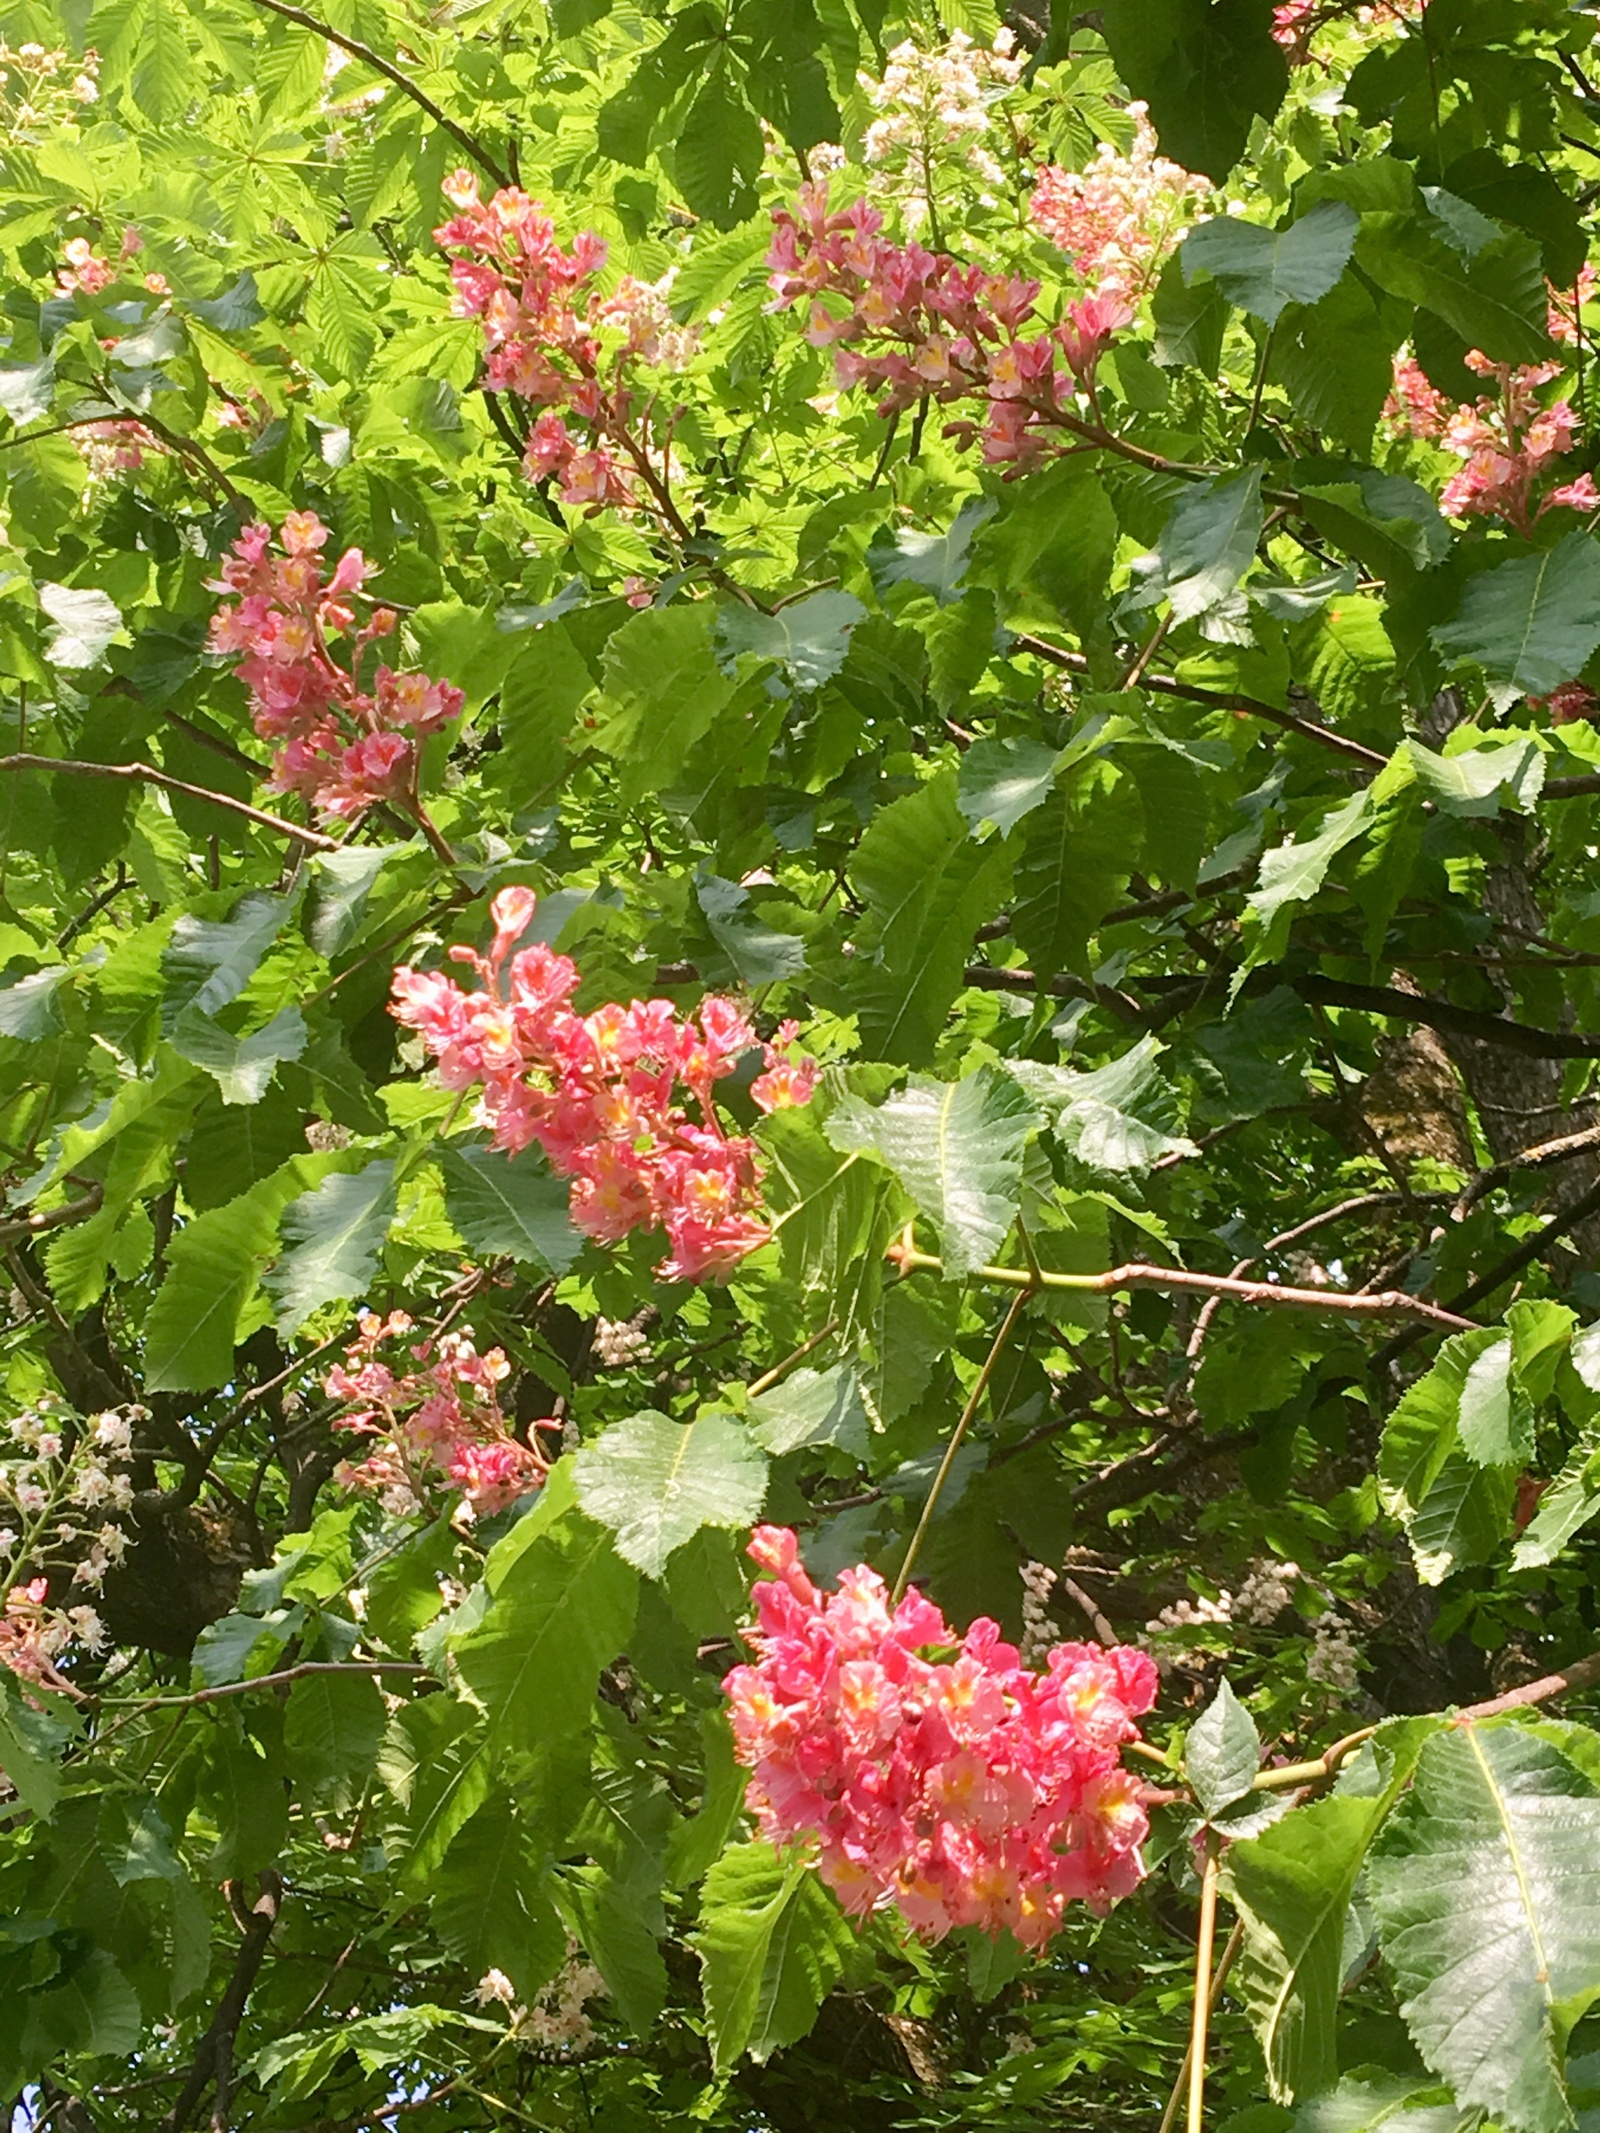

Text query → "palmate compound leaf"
[695,1839,854,2072]
[573,1408,769,1578]
[1226,1717,1442,2102]
[824,1066,1038,1279]
[1367,1722,1600,2133]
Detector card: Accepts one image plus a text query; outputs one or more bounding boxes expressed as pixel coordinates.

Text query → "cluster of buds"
[75,418,160,482]
[1385,346,1598,535]
[328,1310,554,1520]
[392,887,817,1283]
[0,39,97,139]
[723,1528,1160,1948]
[434,172,697,513]
[1029,103,1210,303]
[207,511,464,827]
[0,1401,140,1695]
[860,29,1026,213]
[769,184,1131,468]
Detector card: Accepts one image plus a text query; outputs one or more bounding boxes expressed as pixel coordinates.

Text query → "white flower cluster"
[476,1941,607,2055]
[0,1400,138,1589]
[1306,1610,1361,1694]
[593,272,700,372]
[305,1119,353,1152]
[860,29,1025,204]
[0,39,98,140]
[1019,1558,1058,1668]
[593,1311,652,1369]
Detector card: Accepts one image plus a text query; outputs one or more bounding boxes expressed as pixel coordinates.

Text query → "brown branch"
[160,1871,283,2133]
[0,1185,104,1248]
[0,756,339,851]
[1462,1648,1600,1720]
[890,1243,1479,1331]
[245,0,510,188]
[1457,1119,1600,1213]
[103,1659,427,1713]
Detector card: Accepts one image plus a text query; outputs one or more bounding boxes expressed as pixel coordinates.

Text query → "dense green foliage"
[7,0,1600,2127]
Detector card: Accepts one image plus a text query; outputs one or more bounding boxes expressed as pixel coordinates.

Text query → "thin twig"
[892,1286,1031,1604]
[746,1318,841,1399]
[100,1659,427,1713]
[0,756,339,850]
[1157,1920,1243,2133]
[160,1872,283,2133]
[1187,1839,1221,2133]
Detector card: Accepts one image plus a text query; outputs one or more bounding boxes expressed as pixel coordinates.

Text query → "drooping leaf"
[696,1839,852,2071]
[161,891,292,1032]
[868,499,996,606]
[1010,1036,1196,1176]
[574,1408,768,1578]
[1379,1330,1521,1583]
[826,1067,1037,1279]
[0,964,71,1040]
[168,1003,307,1105]
[38,583,124,669]
[956,736,1061,838]
[1098,0,1288,180]
[1186,1677,1261,1818]
[747,1364,870,1458]
[1135,469,1265,624]
[716,590,865,691]
[433,1800,566,2003]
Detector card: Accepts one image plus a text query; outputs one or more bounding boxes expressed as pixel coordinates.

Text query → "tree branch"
[0,756,339,851]
[160,1871,284,2133]
[0,1185,104,1248]
[245,0,510,188]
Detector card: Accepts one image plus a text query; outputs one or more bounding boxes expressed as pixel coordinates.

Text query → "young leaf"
[1186,1677,1262,1817]
[574,1408,769,1578]
[825,1066,1037,1279]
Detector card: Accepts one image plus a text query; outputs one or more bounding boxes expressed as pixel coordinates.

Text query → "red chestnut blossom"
[207,511,464,828]
[768,183,1131,470]
[1272,0,1422,53]
[1029,103,1209,302]
[434,172,696,515]
[723,1527,1159,1948]
[1384,347,1597,537]
[327,1310,555,1520]
[391,886,818,1282]
[56,235,114,295]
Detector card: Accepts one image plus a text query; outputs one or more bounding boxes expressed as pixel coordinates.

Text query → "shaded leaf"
[1182,203,1359,325]
[265,1160,396,1336]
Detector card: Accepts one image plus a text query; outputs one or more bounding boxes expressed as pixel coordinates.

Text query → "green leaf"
[1360,219,1553,368]
[0,356,54,424]
[0,1672,70,1819]
[825,1066,1036,1279]
[1379,1329,1523,1582]
[672,71,764,229]
[1457,1335,1533,1469]
[161,891,292,1032]
[1012,753,1144,980]
[1368,1722,1600,2133]
[696,1839,851,2071]
[574,1408,768,1578]
[1407,737,1545,818]
[307,846,399,958]
[438,1142,581,1272]
[1010,1036,1196,1176]
[868,499,995,607]
[434,1800,565,2003]
[0,964,70,1039]
[1186,1677,1261,1817]
[1135,469,1265,624]
[144,1174,290,1392]
[168,1003,307,1105]
[1227,1718,1439,2102]
[716,591,865,691]
[451,1497,638,1744]
[747,1365,869,1458]
[1182,203,1358,325]
[696,873,810,986]
[1432,534,1600,701]
[38,583,124,669]
[838,772,1010,1065]
[956,736,1061,838]
[1512,1435,1600,1571]
[591,603,737,804]
[265,1159,396,1336]
[283,1668,385,1810]
[1098,0,1288,181]
[1243,789,1375,966]
[1288,2068,1471,2131]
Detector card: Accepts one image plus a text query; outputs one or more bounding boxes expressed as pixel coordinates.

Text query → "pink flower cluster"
[391,887,818,1283]
[723,1527,1160,1948]
[208,511,464,825]
[1385,346,1598,535]
[435,172,696,512]
[56,226,168,298]
[769,184,1129,468]
[1029,102,1209,302]
[1271,0,1421,51]
[0,1576,105,1698]
[328,1309,554,1520]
